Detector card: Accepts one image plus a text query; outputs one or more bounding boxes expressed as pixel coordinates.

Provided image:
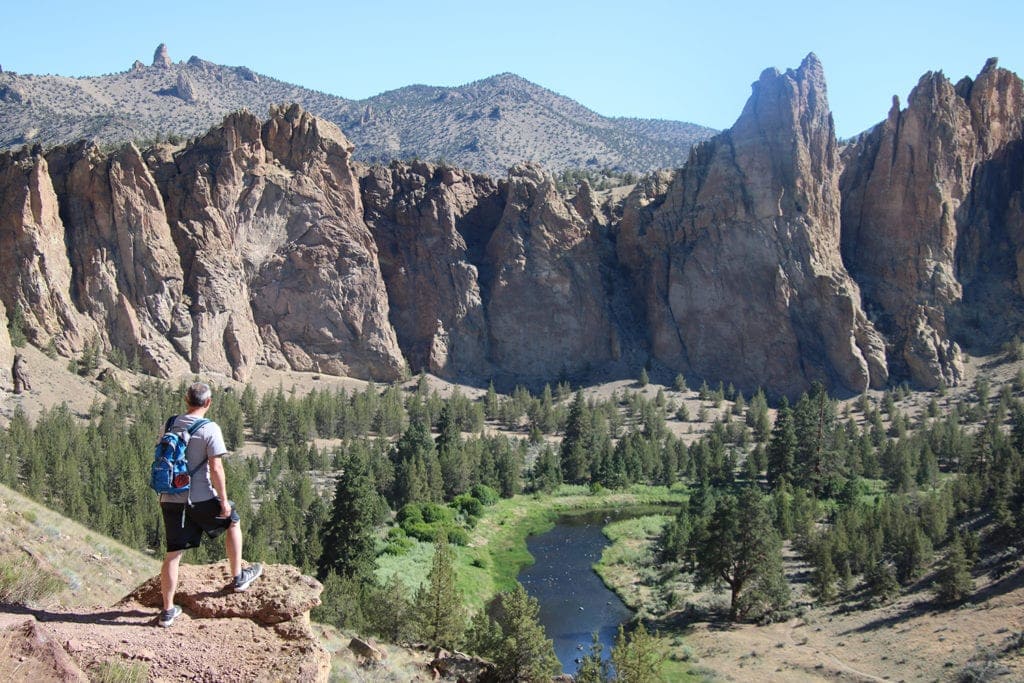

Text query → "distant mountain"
[0,44,716,176]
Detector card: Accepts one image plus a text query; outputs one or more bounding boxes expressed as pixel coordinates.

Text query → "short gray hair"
[186,382,212,407]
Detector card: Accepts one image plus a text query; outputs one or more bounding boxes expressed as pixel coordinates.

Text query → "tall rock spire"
[619,54,887,397]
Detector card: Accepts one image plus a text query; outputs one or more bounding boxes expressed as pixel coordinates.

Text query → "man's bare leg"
[224,522,242,579]
[160,550,185,610]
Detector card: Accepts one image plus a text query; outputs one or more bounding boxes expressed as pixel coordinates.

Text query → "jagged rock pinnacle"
[153,43,171,68]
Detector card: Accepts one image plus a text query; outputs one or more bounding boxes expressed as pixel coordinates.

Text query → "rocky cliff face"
[364,160,623,385]
[0,56,1022,396]
[362,161,501,379]
[841,58,1024,388]
[0,105,405,382]
[619,54,887,396]
[0,147,95,356]
[45,141,189,377]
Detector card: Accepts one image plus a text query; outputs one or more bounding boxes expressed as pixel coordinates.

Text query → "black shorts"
[161,499,240,552]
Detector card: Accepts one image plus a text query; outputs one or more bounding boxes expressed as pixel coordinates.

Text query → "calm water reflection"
[517,509,641,674]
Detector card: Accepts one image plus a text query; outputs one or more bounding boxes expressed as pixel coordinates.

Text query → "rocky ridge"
[841,57,1024,388]
[0,56,1021,396]
[0,563,330,682]
[0,45,715,177]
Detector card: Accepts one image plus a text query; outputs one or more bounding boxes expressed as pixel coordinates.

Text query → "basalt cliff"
[0,55,1022,397]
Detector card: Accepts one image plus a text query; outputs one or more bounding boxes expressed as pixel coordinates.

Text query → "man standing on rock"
[157,381,262,627]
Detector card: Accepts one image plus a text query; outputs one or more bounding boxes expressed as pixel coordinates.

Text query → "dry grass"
[0,484,159,608]
[0,554,63,605]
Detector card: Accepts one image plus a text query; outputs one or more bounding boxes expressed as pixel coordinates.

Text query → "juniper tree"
[934,536,974,603]
[413,535,466,648]
[488,582,560,682]
[693,486,789,621]
[610,623,665,683]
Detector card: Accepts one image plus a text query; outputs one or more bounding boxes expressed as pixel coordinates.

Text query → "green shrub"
[452,493,484,519]
[421,502,454,525]
[447,527,470,546]
[471,484,499,506]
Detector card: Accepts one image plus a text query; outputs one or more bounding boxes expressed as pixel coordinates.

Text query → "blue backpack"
[150,416,210,494]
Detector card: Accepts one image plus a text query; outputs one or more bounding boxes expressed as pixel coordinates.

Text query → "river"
[516,508,644,675]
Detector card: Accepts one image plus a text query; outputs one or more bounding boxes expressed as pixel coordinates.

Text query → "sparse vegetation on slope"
[0,52,715,176]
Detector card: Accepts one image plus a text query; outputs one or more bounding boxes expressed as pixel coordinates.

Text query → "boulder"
[349,636,386,661]
[125,563,322,625]
[0,617,88,682]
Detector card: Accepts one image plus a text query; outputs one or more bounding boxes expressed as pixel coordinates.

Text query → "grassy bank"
[376,483,686,610]
[594,513,720,682]
[593,514,673,613]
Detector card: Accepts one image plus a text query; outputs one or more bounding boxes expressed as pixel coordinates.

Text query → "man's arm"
[208,456,233,520]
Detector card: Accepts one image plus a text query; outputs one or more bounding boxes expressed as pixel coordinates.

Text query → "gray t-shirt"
[158,414,228,504]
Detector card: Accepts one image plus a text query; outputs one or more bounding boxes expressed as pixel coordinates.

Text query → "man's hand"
[219,503,232,519]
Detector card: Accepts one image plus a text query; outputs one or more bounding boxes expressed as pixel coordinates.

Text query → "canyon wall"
[0,57,1021,396]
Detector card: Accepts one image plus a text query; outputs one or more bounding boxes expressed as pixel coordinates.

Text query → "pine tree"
[413,536,466,648]
[810,541,838,603]
[766,398,797,488]
[560,391,591,483]
[610,623,665,683]
[485,381,500,420]
[934,537,973,603]
[436,403,468,498]
[392,419,443,507]
[673,373,687,393]
[489,582,560,682]
[531,445,562,493]
[694,487,789,621]
[317,451,381,582]
[312,571,367,631]
[574,633,609,682]
[367,573,415,642]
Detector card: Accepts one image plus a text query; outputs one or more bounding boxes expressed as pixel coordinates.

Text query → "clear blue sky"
[4,0,1020,138]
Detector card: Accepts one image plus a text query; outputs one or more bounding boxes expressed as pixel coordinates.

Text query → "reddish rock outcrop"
[157,104,405,381]
[362,161,501,379]
[841,58,1024,388]
[0,147,95,356]
[0,55,1020,395]
[485,163,618,382]
[152,43,171,69]
[45,141,190,377]
[620,54,886,396]
[126,563,322,625]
